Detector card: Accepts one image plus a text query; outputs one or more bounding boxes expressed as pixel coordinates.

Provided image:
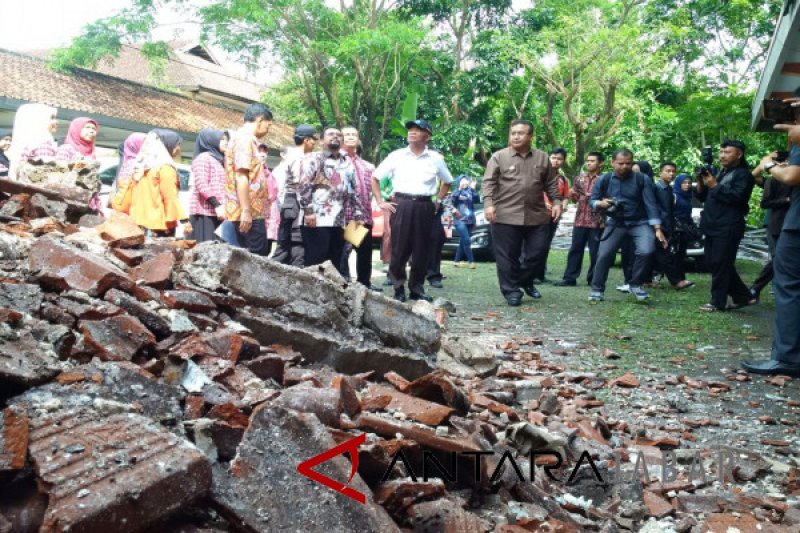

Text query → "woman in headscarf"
[55,117,98,163]
[7,103,58,179]
[110,132,147,209]
[113,128,188,236]
[189,128,229,242]
[672,173,700,270]
[0,130,11,178]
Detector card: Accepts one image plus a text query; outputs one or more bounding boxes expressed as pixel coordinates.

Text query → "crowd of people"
[2,100,798,376]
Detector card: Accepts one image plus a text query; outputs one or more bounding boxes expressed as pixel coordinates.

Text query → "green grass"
[427,250,774,378]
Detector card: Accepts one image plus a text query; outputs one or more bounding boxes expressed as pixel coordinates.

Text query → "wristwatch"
[764,162,778,173]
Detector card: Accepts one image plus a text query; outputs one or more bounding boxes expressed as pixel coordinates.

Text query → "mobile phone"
[775,151,790,163]
[762,99,796,125]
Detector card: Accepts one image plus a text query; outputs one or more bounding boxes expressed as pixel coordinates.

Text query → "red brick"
[332,375,361,418]
[170,334,216,360]
[643,490,673,518]
[242,354,285,382]
[0,308,23,326]
[111,247,147,267]
[79,315,156,361]
[610,372,640,388]
[374,480,446,520]
[384,371,411,391]
[0,408,29,471]
[195,355,235,382]
[207,403,250,429]
[363,384,453,426]
[160,290,216,313]
[27,408,210,533]
[96,211,145,248]
[131,251,175,289]
[184,394,205,420]
[204,330,245,362]
[404,370,470,414]
[356,413,484,453]
[701,513,780,533]
[274,386,343,427]
[28,236,133,296]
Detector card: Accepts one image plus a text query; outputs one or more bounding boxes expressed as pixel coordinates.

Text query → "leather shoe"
[410,292,433,302]
[741,359,800,377]
[393,291,407,303]
[429,279,444,289]
[552,279,576,287]
[523,286,542,299]
[506,295,522,306]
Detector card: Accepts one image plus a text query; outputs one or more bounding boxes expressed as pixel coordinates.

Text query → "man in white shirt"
[372,119,453,302]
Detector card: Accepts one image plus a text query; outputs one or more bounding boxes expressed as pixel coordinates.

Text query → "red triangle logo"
[297,432,367,505]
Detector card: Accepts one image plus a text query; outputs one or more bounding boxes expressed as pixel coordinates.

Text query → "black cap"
[294,124,317,139]
[721,139,746,153]
[405,119,432,135]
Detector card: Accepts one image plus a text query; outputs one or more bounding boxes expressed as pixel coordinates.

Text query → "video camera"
[604,197,625,218]
[694,146,715,178]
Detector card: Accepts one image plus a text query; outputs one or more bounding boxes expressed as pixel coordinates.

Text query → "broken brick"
[96,211,145,248]
[204,329,259,362]
[27,408,211,533]
[0,329,61,386]
[242,354,285,382]
[28,236,133,296]
[374,480,447,521]
[610,372,640,388]
[363,384,454,426]
[111,247,147,267]
[404,370,470,414]
[161,290,217,313]
[184,394,205,420]
[131,251,175,289]
[104,288,171,340]
[207,403,250,429]
[0,407,29,471]
[273,386,343,427]
[211,405,398,532]
[643,490,673,518]
[384,371,411,391]
[79,314,156,361]
[357,413,484,453]
[331,375,361,418]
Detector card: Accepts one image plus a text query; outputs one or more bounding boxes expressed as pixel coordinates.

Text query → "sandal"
[699,303,719,312]
[727,298,758,310]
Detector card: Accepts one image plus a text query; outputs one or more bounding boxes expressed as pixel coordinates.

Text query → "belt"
[394,192,432,201]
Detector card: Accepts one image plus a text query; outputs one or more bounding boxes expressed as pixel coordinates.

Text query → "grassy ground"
[425,250,775,378]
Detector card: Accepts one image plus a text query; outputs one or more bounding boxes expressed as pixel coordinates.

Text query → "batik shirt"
[345,154,374,226]
[224,132,267,221]
[299,151,364,228]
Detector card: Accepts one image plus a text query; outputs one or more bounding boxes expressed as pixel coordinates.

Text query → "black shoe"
[552,279,576,287]
[748,287,760,301]
[429,279,444,289]
[506,295,522,306]
[741,359,800,377]
[394,290,407,303]
[409,292,433,302]
[523,286,542,299]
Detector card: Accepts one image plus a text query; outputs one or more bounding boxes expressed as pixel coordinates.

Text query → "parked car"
[684,207,706,270]
[442,207,494,260]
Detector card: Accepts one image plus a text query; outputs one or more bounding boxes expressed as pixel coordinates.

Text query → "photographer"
[587,149,665,302]
[742,118,800,377]
[695,140,755,312]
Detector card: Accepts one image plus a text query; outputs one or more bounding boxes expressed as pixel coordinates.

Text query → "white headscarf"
[7,103,57,179]
[131,131,177,180]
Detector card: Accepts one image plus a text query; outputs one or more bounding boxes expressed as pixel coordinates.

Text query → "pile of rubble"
[1,184,798,532]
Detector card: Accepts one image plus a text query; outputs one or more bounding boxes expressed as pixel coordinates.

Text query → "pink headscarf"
[64,117,98,158]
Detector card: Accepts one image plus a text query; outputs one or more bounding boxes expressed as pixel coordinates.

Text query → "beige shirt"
[482,146,560,226]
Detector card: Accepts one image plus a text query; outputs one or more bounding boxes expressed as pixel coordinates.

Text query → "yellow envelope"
[344,220,369,248]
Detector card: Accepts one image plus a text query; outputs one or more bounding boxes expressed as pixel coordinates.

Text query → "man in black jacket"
[653,162,694,290]
[695,140,755,312]
[748,170,793,300]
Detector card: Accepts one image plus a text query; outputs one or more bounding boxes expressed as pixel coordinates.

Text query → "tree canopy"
[52,0,784,187]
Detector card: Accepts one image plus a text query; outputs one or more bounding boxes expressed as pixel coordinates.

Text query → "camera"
[775,150,790,163]
[605,197,625,217]
[694,146,715,178]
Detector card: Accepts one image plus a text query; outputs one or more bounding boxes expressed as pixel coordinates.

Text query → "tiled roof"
[0,49,292,149]
[90,41,266,103]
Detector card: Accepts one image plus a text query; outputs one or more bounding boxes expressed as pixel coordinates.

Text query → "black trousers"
[704,228,750,309]
[491,223,550,298]
[340,226,374,286]
[273,216,304,267]
[189,214,220,243]
[751,232,779,296]
[302,226,345,273]
[532,221,559,280]
[772,229,800,364]
[653,231,685,285]
[562,226,600,284]
[390,199,436,295]
[426,223,447,283]
[234,219,270,256]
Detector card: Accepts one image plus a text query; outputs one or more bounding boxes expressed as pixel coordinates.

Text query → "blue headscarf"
[451,175,479,225]
[673,173,692,220]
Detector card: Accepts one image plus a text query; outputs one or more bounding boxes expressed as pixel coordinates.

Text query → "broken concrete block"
[326,344,436,382]
[439,334,498,378]
[28,236,133,296]
[131,251,176,289]
[79,314,156,361]
[0,231,33,260]
[27,407,210,533]
[27,193,67,220]
[0,328,62,386]
[273,386,344,427]
[0,407,28,472]
[211,405,399,532]
[242,354,285,382]
[204,329,260,362]
[362,291,441,354]
[96,211,145,248]
[0,281,42,315]
[104,288,172,340]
